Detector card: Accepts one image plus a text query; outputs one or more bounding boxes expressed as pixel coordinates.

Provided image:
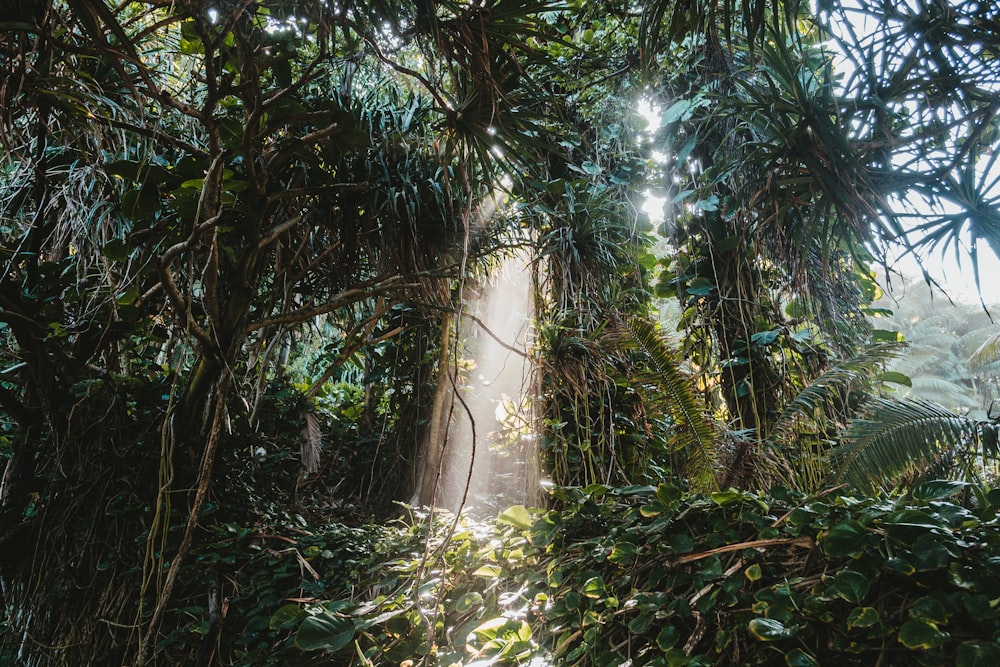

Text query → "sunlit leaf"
[455,592,484,613]
[498,505,533,530]
[911,480,968,502]
[748,617,797,641]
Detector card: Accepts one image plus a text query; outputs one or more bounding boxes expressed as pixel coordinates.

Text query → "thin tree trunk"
[418,313,453,506]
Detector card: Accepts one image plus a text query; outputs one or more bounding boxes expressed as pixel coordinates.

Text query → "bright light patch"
[637,97,662,133]
[642,189,667,223]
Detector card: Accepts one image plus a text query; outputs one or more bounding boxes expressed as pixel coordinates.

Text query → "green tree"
[3,0,1000,663]
[641,0,1000,486]
[0,1,581,662]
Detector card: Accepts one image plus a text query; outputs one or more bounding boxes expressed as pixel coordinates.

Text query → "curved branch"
[246,277,416,332]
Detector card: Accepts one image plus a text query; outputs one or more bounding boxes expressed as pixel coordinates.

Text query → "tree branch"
[246,277,415,332]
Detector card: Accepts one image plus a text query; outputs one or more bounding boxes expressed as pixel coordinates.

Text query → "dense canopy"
[1,0,1000,664]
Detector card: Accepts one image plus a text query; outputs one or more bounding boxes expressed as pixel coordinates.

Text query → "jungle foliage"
[135,483,1000,666]
[2,0,1000,664]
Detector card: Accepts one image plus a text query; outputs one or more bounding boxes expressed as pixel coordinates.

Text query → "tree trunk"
[417,313,454,506]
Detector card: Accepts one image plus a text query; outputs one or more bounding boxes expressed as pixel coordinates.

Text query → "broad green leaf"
[637,252,658,270]
[663,99,695,123]
[655,625,678,650]
[694,195,719,212]
[116,286,139,306]
[911,534,956,571]
[455,592,483,613]
[629,613,652,634]
[640,503,664,517]
[356,606,406,630]
[582,576,605,598]
[121,184,162,218]
[956,641,1000,667]
[911,480,968,502]
[710,489,743,506]
[897,618,948,650]
[885,557,916,575]
[716,236,741,252]
[832,570,870,604]
[821,519,868,558]
[469,616,508,641]
[222,179,249,193]
[498,505,533,530]
[670,189,693,204]
[744,564,763,582]
[666,533,693,553]
[877,371,912,387]
[656,483,682,505]
[751,329,782,346]
[528,514,559,547]
[686,277,715,296]
[788,328,813,344]
[608,541,638,563]
[908,596,949,624]
[269,603,305,631]
[785,648,820,667]
[614,484,657,496]
[472,564,503,578]
[748,617,797,641]
[872,328,903,343]
[963,595,992,618]
[294,612,355,652]
[515,619,532,641]
[847,606,880,629]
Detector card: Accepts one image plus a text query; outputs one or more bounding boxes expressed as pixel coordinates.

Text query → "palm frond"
[890,345,951,376]
[906,377,980,410]
[770,342,903,443]
[956,326,997,359]
[833,398,992,493]
[638,0,782,71]
[970,331,1000,370]
[623,316,721,489]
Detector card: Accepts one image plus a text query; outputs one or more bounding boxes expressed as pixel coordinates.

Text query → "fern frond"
[970,331,1000,370]
[623,317,721,489]
[833,398,980,493]
[770,343,903,443]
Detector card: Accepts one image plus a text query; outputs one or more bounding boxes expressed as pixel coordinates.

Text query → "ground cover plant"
[134,482,1000,665]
